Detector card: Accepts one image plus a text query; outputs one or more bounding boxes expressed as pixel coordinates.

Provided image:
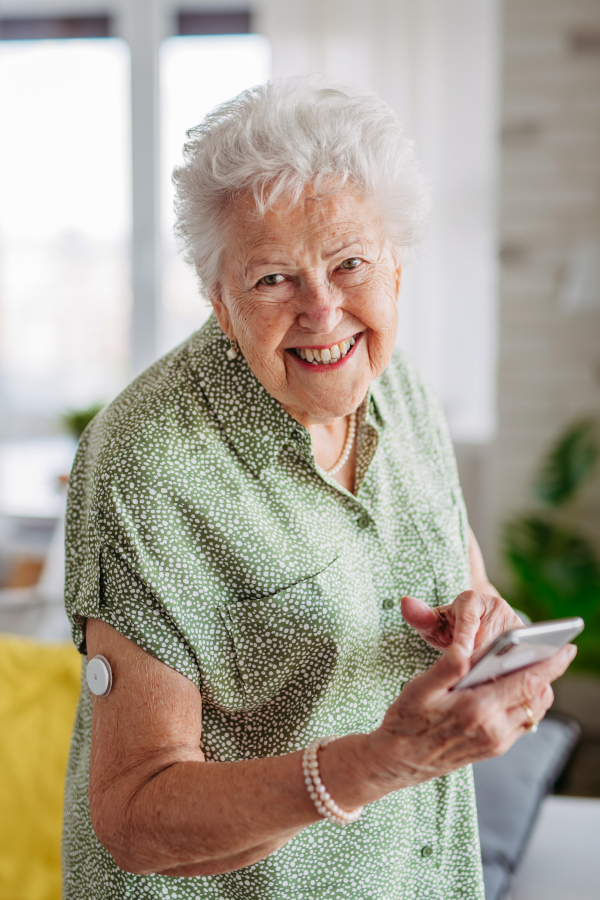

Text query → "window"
[0,37,130,437]
[159,33,270,354]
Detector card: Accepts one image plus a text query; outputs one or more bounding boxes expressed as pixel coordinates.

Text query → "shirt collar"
[187,315,387,476]
[363,383,386,433]
[187,316,300,476]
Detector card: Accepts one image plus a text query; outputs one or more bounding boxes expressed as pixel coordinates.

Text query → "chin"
[294,386,366,422]
[270,359,371,423]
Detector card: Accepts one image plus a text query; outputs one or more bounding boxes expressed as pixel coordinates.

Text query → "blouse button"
[421,845,433,858]
[357,513,370,529]
[382,598,394,610]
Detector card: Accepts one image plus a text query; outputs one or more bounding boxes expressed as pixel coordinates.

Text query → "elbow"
[106,843,156,877]
[107,848,153,877]
[91,823,156,876]
[89,789,156,876]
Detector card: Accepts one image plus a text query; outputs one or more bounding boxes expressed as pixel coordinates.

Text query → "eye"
[340,257,362,270]
[259,273,286,286]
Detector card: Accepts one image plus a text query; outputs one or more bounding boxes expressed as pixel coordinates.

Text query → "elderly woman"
[62,77,575,900]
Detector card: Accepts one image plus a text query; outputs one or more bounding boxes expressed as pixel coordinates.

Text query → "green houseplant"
[62,403,105,441]
[502,418,600,676]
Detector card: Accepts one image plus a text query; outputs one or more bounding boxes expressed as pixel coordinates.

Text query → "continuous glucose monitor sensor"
[86,655,113,698]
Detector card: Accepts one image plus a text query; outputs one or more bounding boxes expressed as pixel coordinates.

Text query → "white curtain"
[256,0,500,443]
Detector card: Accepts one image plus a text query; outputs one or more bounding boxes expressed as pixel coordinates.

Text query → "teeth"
[295,335,358,365]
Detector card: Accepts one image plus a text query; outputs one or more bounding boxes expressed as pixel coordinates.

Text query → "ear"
[209,286,234,340]
[394,263,402,297]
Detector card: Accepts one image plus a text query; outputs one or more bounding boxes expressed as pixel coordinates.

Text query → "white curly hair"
[172,74,430,299]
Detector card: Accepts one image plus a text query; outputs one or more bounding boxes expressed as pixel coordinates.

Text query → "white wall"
[486,0,600,579]
[258,0,502,443]
[1,0,502,444]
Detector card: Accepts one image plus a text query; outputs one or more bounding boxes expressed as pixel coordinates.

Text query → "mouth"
[286,332,362,368]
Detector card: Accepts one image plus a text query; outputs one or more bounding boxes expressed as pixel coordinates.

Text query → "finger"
[506,683,554,733]
[449,591,486,656]
[474,643,577,708]
[400,596,439,637]
[405,644,471,700]
[471,596,524,651]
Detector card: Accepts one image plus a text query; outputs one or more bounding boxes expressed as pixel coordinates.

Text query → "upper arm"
[86,618,204,842]
[468,528,502,598]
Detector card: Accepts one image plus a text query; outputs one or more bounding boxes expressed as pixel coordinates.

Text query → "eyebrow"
[246,236,369,276]
[321,237,368,259]
[247,258,289,272]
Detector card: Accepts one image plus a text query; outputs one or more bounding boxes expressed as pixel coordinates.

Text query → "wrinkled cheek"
[234,305,260,346]
[258,314,284,347]
[367,327,397,376]
[361,290,398,339]
[237,305,285,354]
[243,340,289,393]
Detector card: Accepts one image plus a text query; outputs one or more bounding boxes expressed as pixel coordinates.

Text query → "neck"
[309,417,349,472]
[281,402,360,491]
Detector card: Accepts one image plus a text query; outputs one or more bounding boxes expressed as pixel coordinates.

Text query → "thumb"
[401,595,438,634]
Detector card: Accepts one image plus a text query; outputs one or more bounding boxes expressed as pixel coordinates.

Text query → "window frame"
[1,0,500,444]
[0,0,254,381]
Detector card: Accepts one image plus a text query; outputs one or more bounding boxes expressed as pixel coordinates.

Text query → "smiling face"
[211,183,402,426]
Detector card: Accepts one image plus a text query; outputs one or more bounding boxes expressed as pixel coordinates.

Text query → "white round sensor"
[86,655,113,698]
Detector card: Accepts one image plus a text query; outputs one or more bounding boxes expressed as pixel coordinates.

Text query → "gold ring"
[522,703,538,734]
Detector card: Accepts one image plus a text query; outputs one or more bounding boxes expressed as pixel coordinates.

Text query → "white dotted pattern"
[62,315,485,900]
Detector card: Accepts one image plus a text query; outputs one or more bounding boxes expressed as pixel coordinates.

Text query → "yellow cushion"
[0,634,81,900]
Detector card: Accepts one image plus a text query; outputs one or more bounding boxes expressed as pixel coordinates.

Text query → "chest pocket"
[218,555,379,709]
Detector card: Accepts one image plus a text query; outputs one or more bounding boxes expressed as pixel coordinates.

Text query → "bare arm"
[86,611,575,879]
[86,618,370,877]
[468,527,501,597]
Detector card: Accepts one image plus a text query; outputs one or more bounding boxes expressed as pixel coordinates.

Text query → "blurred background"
[0,1,599,898]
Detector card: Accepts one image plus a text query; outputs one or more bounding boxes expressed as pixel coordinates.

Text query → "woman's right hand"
[361,641,576,793]
[85,616,576,878]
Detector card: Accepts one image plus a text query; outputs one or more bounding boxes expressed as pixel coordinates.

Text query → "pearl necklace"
[324,411,357,476]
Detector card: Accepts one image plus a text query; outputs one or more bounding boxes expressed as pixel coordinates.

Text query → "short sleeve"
[419,368,471,559]
[96,544,202,686]
[64,417,204,689]
[421,378,463,492]
[63,391,248,709]
[380,350,471,558]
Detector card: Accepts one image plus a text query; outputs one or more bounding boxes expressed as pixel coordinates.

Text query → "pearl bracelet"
[302,735,364,827]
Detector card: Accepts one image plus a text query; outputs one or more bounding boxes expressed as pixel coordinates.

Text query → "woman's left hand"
[401,591,524,658]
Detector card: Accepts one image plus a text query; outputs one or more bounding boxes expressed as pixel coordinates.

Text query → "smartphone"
[454,616,584,691]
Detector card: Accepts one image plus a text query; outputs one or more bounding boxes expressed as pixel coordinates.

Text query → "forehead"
[224,183,386,257]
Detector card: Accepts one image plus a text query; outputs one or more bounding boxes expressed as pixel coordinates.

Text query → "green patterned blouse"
[63,314,485,900]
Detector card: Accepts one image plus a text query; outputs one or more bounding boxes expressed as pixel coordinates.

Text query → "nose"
[296,278,343,335]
